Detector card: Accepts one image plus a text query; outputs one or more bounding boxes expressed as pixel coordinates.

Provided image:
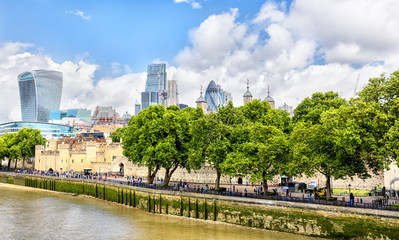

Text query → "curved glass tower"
[18,70,63,122]
[204,80,222,112]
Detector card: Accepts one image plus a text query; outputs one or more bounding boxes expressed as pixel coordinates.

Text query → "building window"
[60,168,63,170]
[104,158,106,162]
[61,160,63,163]
[72,160,74,163]
[81,159,83,163]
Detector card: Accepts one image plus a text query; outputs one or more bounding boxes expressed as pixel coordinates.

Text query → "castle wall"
[35,142,394,189]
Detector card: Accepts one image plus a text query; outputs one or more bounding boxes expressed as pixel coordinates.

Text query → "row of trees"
[0,128,45,170]
[116,70,399,199]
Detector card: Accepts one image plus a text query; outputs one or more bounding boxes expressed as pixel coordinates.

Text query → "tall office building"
[134,102,141,116]
[18,70,63,122]
[167,80,178,106]
[141,63,167,110]
[204,80,232,112]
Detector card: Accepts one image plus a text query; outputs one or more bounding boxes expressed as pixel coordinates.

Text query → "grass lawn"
[332,188,370,196]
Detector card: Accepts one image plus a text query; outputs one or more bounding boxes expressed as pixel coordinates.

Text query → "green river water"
[0,185,317,240]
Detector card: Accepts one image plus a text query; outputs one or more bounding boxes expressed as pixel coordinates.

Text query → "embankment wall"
[1,173,399,239]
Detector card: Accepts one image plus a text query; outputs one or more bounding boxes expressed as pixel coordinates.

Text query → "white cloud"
[3,0,399,122]
[174,0,202,9]
[173,0,399,109]
[66,10,91,21]
[0,42,144,122]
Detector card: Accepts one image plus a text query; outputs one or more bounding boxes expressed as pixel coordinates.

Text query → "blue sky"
[0,0,398,121]
[0,0,286,78]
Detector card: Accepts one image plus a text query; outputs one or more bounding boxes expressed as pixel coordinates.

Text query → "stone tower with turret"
[196,85,207,113]
[243,78,253,105]
[265,85,275,109]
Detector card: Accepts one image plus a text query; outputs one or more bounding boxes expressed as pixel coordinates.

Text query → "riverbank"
[1,172,399,239]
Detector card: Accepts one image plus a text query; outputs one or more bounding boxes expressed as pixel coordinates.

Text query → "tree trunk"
[215,169,221,190]
[164,168,171,186]
[0,158,2,170]
[22,158,25,170]
[7,158,11,169]
[147,167,158,184]
[163,165,179,187]
[263,180,268,195]
[326,175,331,200]
[14,159,17,169]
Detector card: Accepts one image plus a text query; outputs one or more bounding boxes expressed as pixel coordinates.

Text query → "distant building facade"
[134,102,141,116]
[178,104,188,110]
[0,121,73,139]
[50,109,91,123]
[91,106,120,125]
[278,103,293,116]
[141,63,167,110]
[18,70,63,122]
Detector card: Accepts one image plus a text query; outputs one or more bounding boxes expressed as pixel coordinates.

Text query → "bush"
[216,187,227,192]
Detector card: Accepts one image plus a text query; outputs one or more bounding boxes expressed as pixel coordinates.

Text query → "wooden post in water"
[133,190,136,207]
[159,195,162,214]
[148,194,151,212]
[180,197,183,216]
[196,199,199,218]
[213,200,217,221]
[204,199,208,220]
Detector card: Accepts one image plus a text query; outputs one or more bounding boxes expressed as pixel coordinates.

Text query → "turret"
[243,78,253,105]
[195,85,207,113]
[264,85,275,109]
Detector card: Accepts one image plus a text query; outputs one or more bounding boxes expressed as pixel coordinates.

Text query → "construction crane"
[353,74,360,97]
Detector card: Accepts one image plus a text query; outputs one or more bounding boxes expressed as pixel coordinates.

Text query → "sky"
[1,0,399,122]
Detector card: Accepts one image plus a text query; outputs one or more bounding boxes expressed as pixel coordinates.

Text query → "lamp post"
[230,177,232,196]
[348,184,352,207]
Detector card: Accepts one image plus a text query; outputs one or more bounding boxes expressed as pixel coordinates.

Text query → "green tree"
[190,112,230,189]
[290,101,390,199]
[1,133,18,169]
[221,100,291,192]
[0,136,6,170]
[123,105,166,184]
[224,122,289,193]
[293,91,346,124]
[16,128,46,169]
[110,127,126,143]
[357,70,399,166]
[123,105,201,186]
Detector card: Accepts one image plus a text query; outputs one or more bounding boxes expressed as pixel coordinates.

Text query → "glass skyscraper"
[204,80,232,112]
[141,63,167,110]
[18,70,63,122]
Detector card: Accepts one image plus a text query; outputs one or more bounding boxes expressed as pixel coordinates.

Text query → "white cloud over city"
[2,0,399,122]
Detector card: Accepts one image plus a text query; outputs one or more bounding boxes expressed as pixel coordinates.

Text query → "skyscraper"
[18,70,63,122]
[167,80,178,106]
[141,63,167,110]
[204,80,231,112]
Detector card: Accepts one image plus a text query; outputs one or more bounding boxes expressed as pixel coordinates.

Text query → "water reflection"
[0,186,317,240]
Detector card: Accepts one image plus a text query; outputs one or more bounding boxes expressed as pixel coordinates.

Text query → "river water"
[0,185,316,240]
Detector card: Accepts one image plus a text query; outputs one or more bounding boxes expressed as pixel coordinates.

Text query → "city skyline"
[1,0,399,122]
